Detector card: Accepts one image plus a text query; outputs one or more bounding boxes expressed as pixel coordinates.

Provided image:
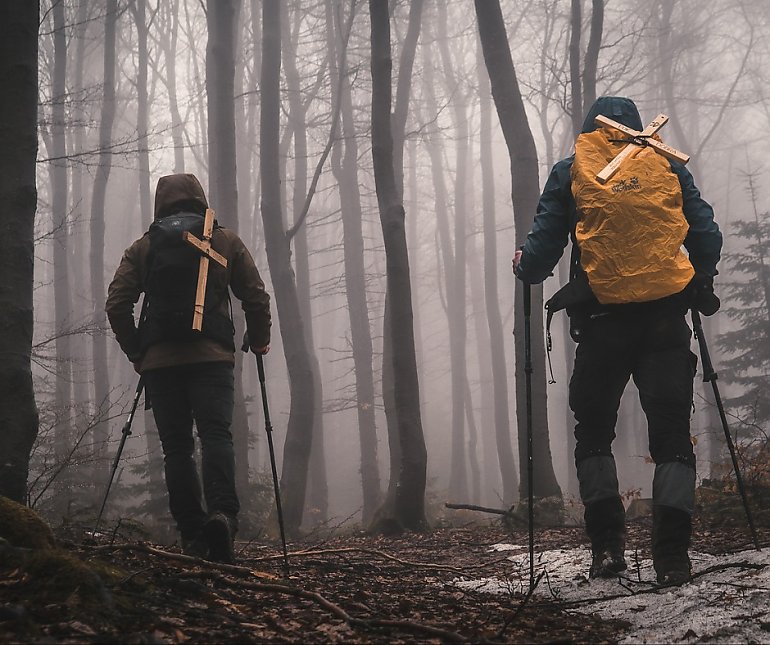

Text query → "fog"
[30,0,770,538]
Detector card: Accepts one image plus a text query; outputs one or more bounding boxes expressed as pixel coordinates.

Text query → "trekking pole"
[691,309,760,550]
[93,377,144,537]
[255,353,290,577]
[523,282,536,588]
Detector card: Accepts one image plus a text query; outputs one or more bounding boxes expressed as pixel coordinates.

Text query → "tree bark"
[474,0,562,501]
[369,0,427,531]
[0,0,40,503]
[90,0,118,494]
[260,0,315,536]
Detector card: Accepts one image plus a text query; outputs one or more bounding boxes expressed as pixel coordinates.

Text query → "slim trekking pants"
[569,308,697,508]
[144,361,238,538]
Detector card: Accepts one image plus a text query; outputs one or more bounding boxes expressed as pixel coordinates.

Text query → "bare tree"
[260,0,316,536]
[478,40,518,505]
[369,0,427,531]
[90,0,119,495]
[327,0,381,524]
[281,1,329,524]
[474,0,562,501]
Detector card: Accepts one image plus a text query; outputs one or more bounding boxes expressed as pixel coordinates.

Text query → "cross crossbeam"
[595,113,690,184]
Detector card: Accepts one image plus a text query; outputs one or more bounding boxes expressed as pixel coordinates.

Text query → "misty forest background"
[16,0,770,540]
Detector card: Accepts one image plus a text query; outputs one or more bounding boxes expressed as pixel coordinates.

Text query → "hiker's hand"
[512,250,523,274]
[692,273,720,316]
[253,345,270,355]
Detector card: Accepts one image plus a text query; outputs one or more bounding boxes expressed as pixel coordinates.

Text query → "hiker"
[513,97,722,586]
[106,173,271,564]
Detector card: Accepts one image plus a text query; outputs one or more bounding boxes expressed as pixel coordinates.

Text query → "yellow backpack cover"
[571,128,694,304]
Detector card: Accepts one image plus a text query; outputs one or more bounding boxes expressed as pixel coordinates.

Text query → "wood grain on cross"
[183,208,227,331]
[595,113,690,184]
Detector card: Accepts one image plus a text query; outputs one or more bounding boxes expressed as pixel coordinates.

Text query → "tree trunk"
[0,0,39,503]
[281,1,328,526]
[569,0,583,137]
[474,0,562,501]
[582,0,604,115]
[436,4,469,502]
[369,0,427,531]
[50,0,73,510]
[90,0,118,495]
[327,0,380,525]
[260,0,315,536]
[132,0,151,228]
[206,0,255,520]
[378,0,424,520]
[478,49,518,504]
[161,0,185,174]
[69,0,91,449]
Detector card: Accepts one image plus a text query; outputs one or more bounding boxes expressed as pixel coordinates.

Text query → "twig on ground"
[496,570,546,640]
[197,570,468,642]
[247,546,478,575]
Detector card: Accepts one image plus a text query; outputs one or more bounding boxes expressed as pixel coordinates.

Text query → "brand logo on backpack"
[610,176,642,194]
[138,212,234,352]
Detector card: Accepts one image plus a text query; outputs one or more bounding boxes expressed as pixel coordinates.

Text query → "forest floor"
[1,510,769,643]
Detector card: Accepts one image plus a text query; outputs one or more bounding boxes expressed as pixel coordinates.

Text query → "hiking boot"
[652,505,692,587]
[204,512,236,564]
[656,566,691,587]
[583,496,627,579]
[181,531,208,559]
[589,547,627,579]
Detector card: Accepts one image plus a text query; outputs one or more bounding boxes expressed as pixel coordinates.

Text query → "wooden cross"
[595,113,690,184]
[183,208,227,331]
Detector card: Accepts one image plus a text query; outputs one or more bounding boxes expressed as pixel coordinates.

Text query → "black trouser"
[569,308,697,515]
[144,361,238,539]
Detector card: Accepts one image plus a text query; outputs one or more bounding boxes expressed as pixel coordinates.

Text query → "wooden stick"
[184,208,227,331]
[595,113,689,183]
[445,502,509,515]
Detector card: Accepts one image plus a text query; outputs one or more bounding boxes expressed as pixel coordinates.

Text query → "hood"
[153,173,209,219]
[581,96,643,134]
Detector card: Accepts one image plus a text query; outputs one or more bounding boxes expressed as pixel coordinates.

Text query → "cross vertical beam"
[183,208,228,331]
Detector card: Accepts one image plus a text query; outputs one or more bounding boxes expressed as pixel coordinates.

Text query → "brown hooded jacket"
[106,173,271,372]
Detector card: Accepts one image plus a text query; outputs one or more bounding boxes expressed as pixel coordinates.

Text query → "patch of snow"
[453,544,770,643]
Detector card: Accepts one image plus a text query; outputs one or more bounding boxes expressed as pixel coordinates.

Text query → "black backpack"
[138,212,234,352]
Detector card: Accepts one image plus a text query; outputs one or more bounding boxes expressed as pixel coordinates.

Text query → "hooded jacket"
[516,97,722,292]
[106,173,271,372]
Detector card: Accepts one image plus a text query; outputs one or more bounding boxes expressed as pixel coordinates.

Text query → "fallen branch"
[247,546,478,575]
[91,542,278,580]
[445,502,510,515]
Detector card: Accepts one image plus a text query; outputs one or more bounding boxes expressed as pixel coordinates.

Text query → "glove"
[691,273,720,316]
[241,330,270,354]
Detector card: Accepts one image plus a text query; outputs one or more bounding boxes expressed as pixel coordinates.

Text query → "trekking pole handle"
[121,377,144,438]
